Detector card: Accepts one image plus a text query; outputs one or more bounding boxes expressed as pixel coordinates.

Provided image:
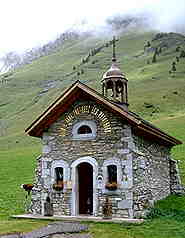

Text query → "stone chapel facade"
[25,40,182,218]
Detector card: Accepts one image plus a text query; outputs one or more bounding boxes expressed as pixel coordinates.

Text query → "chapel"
[25,38,182,218]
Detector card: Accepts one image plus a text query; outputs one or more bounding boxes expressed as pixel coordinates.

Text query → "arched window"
[105,165,118,190]
[103,159,122,192]
[55,167,63,183]
[107,165,117,183]
[72,120,97,140]
[53,167,64,191]
[51,160,69,191]
[78,125,92,134]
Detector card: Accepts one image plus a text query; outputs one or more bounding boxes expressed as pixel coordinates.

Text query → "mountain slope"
[1,31,185,147]
[0,30,185,217]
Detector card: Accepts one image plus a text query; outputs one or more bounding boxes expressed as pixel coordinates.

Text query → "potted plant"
[105,182,118,191]
[53,180,63,191]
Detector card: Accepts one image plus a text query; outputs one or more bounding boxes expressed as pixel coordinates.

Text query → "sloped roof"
[25,80,182,147]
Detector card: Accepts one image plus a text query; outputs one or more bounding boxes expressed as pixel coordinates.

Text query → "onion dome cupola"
[102,36,128,108]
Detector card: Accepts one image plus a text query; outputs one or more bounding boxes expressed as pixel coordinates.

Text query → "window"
[72,120,97,140]
[78,125,92,134]
[103,159,121,192]
[107,165,117,183]
[105,165,118,190]
[51,160,69,192]
[55,167,63,183]
[53,167,64,191]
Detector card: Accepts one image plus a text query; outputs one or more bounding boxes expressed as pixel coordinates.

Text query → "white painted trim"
[72,120,97,140]
[71,156,98,216]
[51,160,69,190]
[102,158,122,193]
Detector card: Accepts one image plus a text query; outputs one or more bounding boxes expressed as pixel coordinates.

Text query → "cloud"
[0,0,184,55]
[144,0,185,32]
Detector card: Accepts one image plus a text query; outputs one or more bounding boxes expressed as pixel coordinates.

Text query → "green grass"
[90,195,185,238]
[0,219,49,235]
[0,146,40,219]
[0,30,185,236]
[89,219,185,238]
[1,217,184,237]
[1,195,185,237]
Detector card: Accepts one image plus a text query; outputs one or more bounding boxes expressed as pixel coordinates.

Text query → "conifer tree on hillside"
[180,50,185,58]
[171,62,176,72]
[152,48,158,63]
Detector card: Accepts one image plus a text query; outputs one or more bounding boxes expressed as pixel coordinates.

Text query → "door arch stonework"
[71,156,98,216]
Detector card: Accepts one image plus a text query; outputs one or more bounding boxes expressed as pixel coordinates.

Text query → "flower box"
[105,182,118,191]
[53,181,63,191]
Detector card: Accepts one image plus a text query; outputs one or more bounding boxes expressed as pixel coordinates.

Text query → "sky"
[0,0,185,56]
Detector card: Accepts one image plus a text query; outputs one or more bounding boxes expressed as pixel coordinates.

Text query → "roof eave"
[25,81,182,146]
[136,123,182,146]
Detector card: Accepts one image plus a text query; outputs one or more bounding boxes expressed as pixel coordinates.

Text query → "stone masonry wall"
[170,159,182,194]
[44,102,126,162]
[29,156,42,214]
[29,100,134,218]
[29,99,181,218]
[132,135,173,217]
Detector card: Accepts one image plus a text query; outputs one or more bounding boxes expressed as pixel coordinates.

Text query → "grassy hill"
[0,29,185,234]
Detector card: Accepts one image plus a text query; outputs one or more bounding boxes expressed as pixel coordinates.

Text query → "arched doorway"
[71,156,98,216]
[77,162,93,215]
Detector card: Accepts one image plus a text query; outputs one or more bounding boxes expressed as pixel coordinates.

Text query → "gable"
[46,100,126,153]
[25,81,138,137]
[25,81,182,147]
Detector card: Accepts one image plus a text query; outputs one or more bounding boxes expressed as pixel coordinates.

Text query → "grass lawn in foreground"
[0,195,185,237]
[0,219,49,235]
[90,219,185,238]
[0,216,185,237]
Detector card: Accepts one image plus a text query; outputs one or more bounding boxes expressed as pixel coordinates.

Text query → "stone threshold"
[12,214,143,223]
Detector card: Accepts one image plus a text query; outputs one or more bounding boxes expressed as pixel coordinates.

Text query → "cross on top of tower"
[102,36,128,107]
[112,36,116,63]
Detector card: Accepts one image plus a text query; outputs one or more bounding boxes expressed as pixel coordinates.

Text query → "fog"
[0,0,185,55]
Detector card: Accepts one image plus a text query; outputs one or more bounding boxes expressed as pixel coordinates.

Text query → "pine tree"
[180,50,185,58]
[171,62,176,72]
[147,41,151,47]
[176,46,181,52]
[152,48,158,63]
[158,47,162,54]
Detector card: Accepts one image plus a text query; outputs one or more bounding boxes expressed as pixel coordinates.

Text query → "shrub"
[146,207,185,221]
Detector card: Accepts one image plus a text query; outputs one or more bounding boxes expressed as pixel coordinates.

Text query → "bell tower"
[102,37,128,108]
